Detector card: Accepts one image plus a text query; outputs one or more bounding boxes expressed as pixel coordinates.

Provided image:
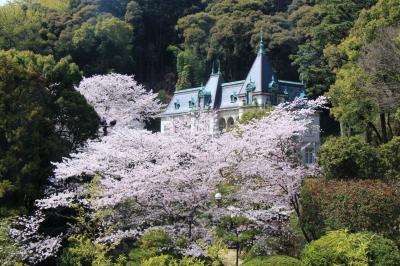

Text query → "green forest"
[1,0,400,265]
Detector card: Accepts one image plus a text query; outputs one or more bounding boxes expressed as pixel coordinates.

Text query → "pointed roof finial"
[211,61,215,75]
[258,29,265,55]
[217,61,221,74]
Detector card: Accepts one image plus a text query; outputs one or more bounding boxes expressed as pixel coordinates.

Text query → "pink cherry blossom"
[12,73,326,263]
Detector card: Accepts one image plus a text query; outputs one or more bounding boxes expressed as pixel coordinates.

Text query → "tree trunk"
[387,112,393,140]
[380,113,388,143]
[367,122,382,143]
[291,195,312,243]
[347,126,353,136]
[188,215,192,240]
[340,120,346,137]
[364,125,372,143]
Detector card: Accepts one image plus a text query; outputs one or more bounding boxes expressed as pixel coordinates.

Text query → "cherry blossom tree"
[12,73,326,263]
[50,111,224,241]
[76,73,163,134]
[216,97,326,242]
[10,74,164,264]
[49,97,324,242]
[10,211,63,264]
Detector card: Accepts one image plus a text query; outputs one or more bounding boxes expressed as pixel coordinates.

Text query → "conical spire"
[258,30,265,55]
[211,61,215,75]
[239,28,273,95]
[217,61,221,74]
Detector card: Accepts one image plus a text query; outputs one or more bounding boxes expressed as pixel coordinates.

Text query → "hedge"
[299,179,400,243]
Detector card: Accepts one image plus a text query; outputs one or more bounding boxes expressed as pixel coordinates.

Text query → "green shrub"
[174,256,205,266]
[127,248,150,266]
[318,136,381,179]
[302,230,400,266]
[368,234,400,266]
[242,255,300,266]
[0,218,21,265]
[141,255,173,266]
[379,136,400,179]
[239,109,271,124]
[140,229,172,254]
[204,239,227,265]
[127,230,173,265]
[57,235,125,266]
[141,255,205,266]
[319,136,400,180]
[300,179,400,243]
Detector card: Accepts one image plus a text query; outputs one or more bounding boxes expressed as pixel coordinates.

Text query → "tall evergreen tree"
[0,50,99,215]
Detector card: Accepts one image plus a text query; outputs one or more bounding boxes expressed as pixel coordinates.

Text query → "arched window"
[219,118,226,132]
[227,117,235,129]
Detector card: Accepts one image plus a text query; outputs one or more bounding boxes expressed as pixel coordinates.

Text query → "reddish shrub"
[299,179,400,244]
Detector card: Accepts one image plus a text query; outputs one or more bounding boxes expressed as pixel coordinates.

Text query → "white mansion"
[160,39,320,164]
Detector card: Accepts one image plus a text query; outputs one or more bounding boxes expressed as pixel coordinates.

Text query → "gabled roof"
[161,36,306,116]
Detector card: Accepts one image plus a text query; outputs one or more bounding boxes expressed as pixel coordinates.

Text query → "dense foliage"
[318,136,400,180]
[242,255,301,266]
[327,0,400,142]
[0,0,383,95]
[0,218,19,265]
[300,179,400,243]
[379,136,400,179]
[0,49,98,215]
[318,136,380,179]
[302,230,400,266]
[0,0,205,91]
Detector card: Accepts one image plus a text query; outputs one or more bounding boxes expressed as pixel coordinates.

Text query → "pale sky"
[0,0,8,6]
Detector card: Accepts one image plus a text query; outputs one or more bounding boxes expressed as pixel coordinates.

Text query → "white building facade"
[160,40,320,164]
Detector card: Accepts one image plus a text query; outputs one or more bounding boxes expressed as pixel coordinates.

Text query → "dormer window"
[230,92,238,103]
[174,99,180,109]
[189,97,196,108]
[268,75,279,92]
[199,90,212,108]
